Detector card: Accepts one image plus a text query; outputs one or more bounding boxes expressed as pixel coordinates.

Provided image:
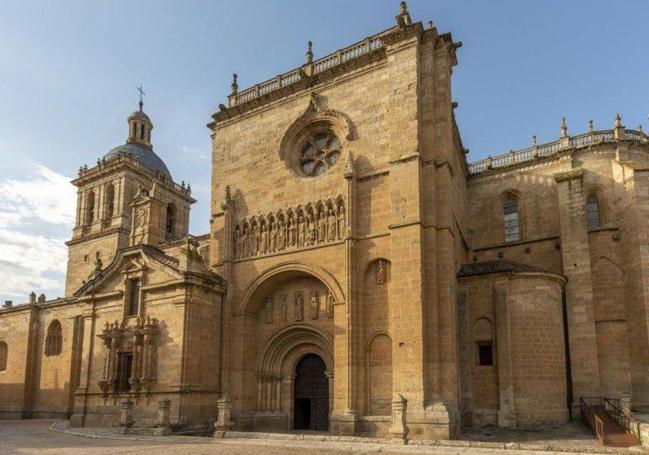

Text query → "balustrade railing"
[468,128,648,174]
[228,31,387,107]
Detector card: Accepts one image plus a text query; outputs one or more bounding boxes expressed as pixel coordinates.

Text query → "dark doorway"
[293,354,329,431]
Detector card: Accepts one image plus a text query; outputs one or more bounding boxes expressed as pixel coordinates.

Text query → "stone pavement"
[1,420,647,455]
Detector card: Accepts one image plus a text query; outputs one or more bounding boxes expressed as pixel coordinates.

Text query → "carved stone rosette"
[97,316,160,401]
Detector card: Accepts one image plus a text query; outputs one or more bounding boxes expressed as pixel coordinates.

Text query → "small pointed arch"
[258,215,267,228]
[249,216,258,228]
[592,255,624,275]
[276,209,285,222]
[105,183,115,219]
[85,190,96,225]
[296,205,305,219]
[501,190,521,243]
[242,219,251,232]
[315,200,326,215]
[586,192,601,229]
[305,203,315,217]
[266,213,276,225]
[286,208,295,222]
[45,320,62,357]
[0,341,7,371]
[335,195,345,209]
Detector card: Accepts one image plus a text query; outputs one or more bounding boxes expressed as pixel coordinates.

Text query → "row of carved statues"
[234,198,346,259]
[264,290,334,324]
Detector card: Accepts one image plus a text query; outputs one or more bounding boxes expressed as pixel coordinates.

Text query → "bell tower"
[64,95,195,296]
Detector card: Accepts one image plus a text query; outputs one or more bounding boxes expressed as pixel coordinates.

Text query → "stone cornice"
[554,168,584,183]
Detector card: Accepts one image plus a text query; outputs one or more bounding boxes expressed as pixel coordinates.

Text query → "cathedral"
[1,3,649,441]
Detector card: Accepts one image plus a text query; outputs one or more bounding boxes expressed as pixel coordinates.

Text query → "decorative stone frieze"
[233,197,346,260]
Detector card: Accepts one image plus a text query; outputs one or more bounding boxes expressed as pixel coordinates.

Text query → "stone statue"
[376,260,386,285]
[259,225,268,255]
[294,292,304,321]
[307,214,317,246]
[241,227,249,257]
[337,205,346,239]
[234,227,242,258]
[287,218,296,247]
[94,251,103,271]
[327,208,337,241]
[280,295,288,322]
[278,219,286,251]
[317,211,327,243]
[297,215,306,247]
[251,225,259,256]
[265,297,273,324]
[269,221,278,252]
[310,291,319,319]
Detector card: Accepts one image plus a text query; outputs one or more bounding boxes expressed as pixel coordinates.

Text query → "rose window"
[299,132,342,177]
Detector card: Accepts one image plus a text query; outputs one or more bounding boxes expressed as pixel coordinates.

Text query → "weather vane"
[137,84,145,111]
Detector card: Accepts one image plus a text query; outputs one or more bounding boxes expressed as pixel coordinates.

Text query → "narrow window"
[587,193,601,229]
[115,352,133,392]
[165,204,175,240]
[503,197,520,242]
[45,320,62,356]
[127,279,140,316]
[140,124,145,139]
[477,342,494,366]
[0,342,7,371]
[85,191,95,225]
[105,184,115,219]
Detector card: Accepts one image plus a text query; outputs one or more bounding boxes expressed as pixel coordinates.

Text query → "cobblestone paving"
[1,420,645,455]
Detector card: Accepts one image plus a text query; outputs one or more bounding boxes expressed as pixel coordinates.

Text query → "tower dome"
[103,94,171,177]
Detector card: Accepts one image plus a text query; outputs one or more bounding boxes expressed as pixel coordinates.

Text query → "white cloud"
[0,164,75,301]
[180,145,210,161]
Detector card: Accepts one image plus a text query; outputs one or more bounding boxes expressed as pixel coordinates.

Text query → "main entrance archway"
[294,353,329,431]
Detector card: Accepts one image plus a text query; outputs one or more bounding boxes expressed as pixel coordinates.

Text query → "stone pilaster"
[554,168,600,413]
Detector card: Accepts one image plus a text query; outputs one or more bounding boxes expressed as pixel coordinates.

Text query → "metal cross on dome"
[137,84,145,111]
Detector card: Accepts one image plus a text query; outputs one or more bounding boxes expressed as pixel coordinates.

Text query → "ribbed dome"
[104,143,171,177]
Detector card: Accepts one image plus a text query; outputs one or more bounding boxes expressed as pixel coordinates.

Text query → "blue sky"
[0,0,647,301]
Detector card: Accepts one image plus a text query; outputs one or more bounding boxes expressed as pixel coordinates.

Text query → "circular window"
[298,132,342,177]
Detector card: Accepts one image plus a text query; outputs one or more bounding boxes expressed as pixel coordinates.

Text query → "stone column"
[554,169,600,414]
[493,279,516,426]
[70,306,96,427]
[213,395,233,438]
[389,394,409,444]
[154,399,171,436]
[118,398,134,434]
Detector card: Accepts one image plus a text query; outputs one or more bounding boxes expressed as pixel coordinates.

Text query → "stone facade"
[1,2,648,442]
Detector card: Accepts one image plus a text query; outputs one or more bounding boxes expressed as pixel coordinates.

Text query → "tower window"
[587,193,601,229]
[85,191,95,225]
[115,352,133,392]
[45,320,62,357]
[105,183,115,219]
[127,279,140,316]
[140,123,145,139]
[503,196,519,242]
[165,204,176,241]
[477,342,494,366]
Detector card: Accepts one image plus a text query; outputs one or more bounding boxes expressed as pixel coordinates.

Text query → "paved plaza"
[1,420,646,455]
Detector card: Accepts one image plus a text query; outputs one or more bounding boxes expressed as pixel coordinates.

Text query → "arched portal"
[294,353,329,431]
[235,262,340,433]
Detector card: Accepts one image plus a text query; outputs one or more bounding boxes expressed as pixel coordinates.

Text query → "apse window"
[127,279,140,316]
[299,132,342,177]
[503,197,520,242]
[477,342,494,366]
[587,193,601,229]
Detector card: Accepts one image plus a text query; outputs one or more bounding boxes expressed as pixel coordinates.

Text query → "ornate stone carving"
[279,295,288,323]
[294,291,304,321]
[264,297,273,324]
[375,260,386,285]
[327,292,334,318]
[310,291,320,319]
[232,197,345,259]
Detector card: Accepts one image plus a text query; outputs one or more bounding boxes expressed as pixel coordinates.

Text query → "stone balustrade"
[468,123,648,175]
[227,31,386,108]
